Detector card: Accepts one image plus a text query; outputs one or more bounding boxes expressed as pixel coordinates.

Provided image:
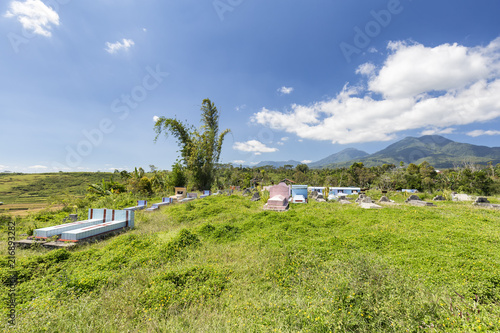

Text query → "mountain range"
[253,135,500,169]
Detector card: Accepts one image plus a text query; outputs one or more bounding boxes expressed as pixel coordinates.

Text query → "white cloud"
[28,165,47,169]
[143,28,147,32]
[235,104,247,112]
[368,47,378,53]
[277,136,289,145]
[105,38,135,54]
[253,38,500,144]
[278,86,294,95]
[233,140,278,154]
[301,160,312,164]
[420,127,455,136]
[0,165,9,169]
[153,115,160,122]
[370,40,494,98]
[467,129,500,137]
[5,0,59,37]
[356,63,376,76]
[233,160,246,164]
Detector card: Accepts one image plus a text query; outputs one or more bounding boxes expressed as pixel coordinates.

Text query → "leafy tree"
[296,164,309,174]
[154,99,231,190]
[171,161,187,188]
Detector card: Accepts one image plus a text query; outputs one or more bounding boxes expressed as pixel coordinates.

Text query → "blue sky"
[1,0,500,172]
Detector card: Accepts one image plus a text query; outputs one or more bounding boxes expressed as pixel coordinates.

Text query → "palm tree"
[154,99,231,190]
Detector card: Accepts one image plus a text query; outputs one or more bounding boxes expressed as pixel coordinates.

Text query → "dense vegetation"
[1,192,500,332]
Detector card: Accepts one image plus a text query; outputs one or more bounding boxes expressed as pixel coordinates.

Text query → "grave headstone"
[315,193,326,202]
[405,195,421,203]
[433,195,446,201]
[378,196,392,203]
[243,188,252,196]
[251,192,261,201]
[474,197,490,204]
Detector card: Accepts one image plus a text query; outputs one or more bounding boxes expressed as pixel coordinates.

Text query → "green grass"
[1,194,500,332]
[0,172,114,204]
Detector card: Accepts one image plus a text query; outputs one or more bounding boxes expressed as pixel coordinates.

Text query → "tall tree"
[154,99,231,190]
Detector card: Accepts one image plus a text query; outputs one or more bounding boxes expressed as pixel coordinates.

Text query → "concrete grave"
[407,200,436,207]
[187,192,198,199]
[405,195,421,203]
[36,208,135,241]
[263,183,290,211]
[359,202,382,209]
[269,182,291,199]
[433,195,446,201]
[452,193,473,201]
[250,192,261,201]
[315,193,326,202]
[378,196,394,203]
[474,197,490,204]
[124,200,147,211]
[200,190,211,198]
[291,185,308,203]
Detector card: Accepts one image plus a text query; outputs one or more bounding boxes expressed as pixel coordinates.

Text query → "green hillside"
[321,135,500,168]
[0,172,114,204]
[2,194,500,332]
[309,148,369,168]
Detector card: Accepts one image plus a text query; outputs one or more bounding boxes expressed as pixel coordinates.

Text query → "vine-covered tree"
[154,99,231,190]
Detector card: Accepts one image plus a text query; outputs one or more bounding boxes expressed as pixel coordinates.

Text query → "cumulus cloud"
[4,0,59,37]
[356,63,376,76]
[467,129,500,137]
[278,86,294,95]
[301,160,312,164]
[105,38,135,54]
[233,160,246,164]
[233,140,278,154]
[153,115,160,122]
[253,38,500,144]
[0,165,8,169]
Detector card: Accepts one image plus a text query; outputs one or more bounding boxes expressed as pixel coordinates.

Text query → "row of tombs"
[33,188,213,243]
[263,183,363,211]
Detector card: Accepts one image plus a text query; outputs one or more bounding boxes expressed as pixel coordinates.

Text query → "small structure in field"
[263,182,290,211]
[34,208,135,242]
[250,192,261,201]
[433,195,446,201]
[124,200,147,211]
[402,189,418,193]
[200,190,211,198]
[451,193,473,201]
[170,187,187,201]
[405,195,436,207]
[316,193,326,202]
[378,196,394,203]
[146,197,173,211]
[291,185,308,203]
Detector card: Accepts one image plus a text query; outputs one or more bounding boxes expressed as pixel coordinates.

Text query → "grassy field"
[0,172,114,207]
[1,193,500,332]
